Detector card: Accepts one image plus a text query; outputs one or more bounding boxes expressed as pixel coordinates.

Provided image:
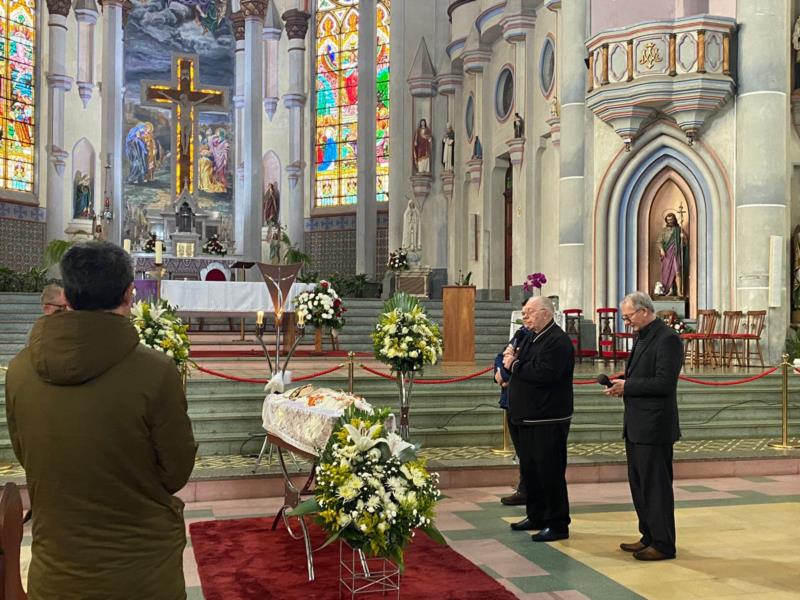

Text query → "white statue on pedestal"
[402,197,421,252]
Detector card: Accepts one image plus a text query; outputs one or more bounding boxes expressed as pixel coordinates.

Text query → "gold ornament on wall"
[639,42,663,70]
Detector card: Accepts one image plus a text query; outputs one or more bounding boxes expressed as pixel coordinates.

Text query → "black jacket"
[622,317,682,444]
[507,321,574,425]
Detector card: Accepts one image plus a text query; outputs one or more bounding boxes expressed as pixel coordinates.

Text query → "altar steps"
[0,294,39,364]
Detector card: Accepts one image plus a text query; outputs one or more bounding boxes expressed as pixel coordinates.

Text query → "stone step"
[0,323,35,333]
[0,294,40,304]
[0,333,29,344]
[0,305,42,314]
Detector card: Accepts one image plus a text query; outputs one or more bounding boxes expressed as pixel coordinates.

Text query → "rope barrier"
[677,366,778,386]
[191,363,344,385]
[358,364,494,384]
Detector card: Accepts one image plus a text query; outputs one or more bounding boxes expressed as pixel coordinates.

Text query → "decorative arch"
[262,150,281,194]
[593,122,732,316]
[71,138,95,220]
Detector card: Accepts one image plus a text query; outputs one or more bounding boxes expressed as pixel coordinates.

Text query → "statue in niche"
[513,113,525,138]
[267,221,284,264]
[402,196,421,253]
[550,96,560,118]
[792,225,800,314]
[413,118,432,173]
[441,123,455,172]
[793,17,800,89]
[73,171,92,219]
[177,202,194,233]
[472,136,483,160]
[263,182,280,224]
[656,212,688,298]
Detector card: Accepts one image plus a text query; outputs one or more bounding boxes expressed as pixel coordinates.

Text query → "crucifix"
[141,54,229,198]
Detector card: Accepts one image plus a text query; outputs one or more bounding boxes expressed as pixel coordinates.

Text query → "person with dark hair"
[5,240,197,599]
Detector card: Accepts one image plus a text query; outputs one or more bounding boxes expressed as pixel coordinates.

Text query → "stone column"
[437,63,463,281]
[99,0,128,244]
[557,0,587,311]
[241,0,267,263]
[231,10,246,255]
[74,0,99,108]
[355,0,377,277]
[45,0,73,243]
[282,9,310,251]
[735,0,791,361]
[262,1,282,121]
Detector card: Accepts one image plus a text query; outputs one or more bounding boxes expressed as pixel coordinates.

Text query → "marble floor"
[19,474,800,599]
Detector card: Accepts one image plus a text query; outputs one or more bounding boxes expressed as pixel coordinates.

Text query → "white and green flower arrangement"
[292,280,346,330]
[130,299,191,370]
[291,405,444,570]
[372,292,442,373]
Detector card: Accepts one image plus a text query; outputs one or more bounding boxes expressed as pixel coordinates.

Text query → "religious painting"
[0,0,36,194]
[123,0,234,242]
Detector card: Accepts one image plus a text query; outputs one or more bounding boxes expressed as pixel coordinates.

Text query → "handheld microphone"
[597,374,613,388]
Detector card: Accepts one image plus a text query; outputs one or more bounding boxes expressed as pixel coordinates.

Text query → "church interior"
[1,0,800,598]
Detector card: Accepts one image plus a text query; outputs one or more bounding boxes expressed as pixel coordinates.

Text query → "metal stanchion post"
[347,351,355,394]
[491,412,515,456]
[769,354,800,449]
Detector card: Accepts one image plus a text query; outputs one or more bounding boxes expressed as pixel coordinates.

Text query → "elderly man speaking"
[503,296,574,542]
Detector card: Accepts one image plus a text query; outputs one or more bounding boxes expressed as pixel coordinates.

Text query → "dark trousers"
[625,440,676,556]
[516,422,570,529]
[506,411,526,495]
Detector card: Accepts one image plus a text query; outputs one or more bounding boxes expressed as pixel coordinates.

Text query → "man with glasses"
[503,296,574,542]
[605,291,682,561]
[40,284,67,315]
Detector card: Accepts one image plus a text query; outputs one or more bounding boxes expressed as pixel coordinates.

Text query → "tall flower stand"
[339,540,400,599]
[313,327,324,355]
[397,371,415,440]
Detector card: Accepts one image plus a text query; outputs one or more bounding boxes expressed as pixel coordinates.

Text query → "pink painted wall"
[591,0,735,36]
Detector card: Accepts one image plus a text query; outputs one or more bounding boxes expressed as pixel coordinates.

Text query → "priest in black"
[605,291,682,561]
[504,296,574,542]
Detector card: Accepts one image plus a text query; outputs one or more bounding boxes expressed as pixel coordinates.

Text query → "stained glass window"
[0,0,35,193]
[375,0,389,204]
[315,0,359,207]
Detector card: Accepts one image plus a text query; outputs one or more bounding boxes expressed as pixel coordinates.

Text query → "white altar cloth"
[160,280,313,315]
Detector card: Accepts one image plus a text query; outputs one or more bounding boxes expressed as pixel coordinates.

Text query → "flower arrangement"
[293,280,346,330]
[143,233,159,253]
[292,405,444,570]
[522,272,547,293]
[387,248,409,272]
[202,234,227,256]
[372,293,442,373]
[130,299,191,369]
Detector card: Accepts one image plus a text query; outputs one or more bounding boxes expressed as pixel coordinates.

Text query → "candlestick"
[155,241,163,265]
[123,239,131,253]
[256,310,264,325]
[297,311,305,327]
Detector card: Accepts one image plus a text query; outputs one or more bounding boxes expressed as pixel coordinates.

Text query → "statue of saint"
[402,197,421,252]
[177,202,194,233]
[657,212,688,297]
[513,113,525,138]
[550,96,560,118]
[73,171,92,219]
[441,123,455,172]
[413,118,432,173]
[263,182,280,224]
[472,136,483,160]
[792,225,800,312]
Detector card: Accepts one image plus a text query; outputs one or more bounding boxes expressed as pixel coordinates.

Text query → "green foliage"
[296,270,320,284]
[280,232,312,269]
[43,239,75,269]
[0,266,52,292]
[785,327,800,361]
[326,272,368,298]
[382,291,420,315]
[456,271,472,286]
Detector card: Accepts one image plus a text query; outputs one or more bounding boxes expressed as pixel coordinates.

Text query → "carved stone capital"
[121,0,133,25]
[45,0,72,17]
[282,9,310,40]
[230,10,246,41]
[241,0,267,20]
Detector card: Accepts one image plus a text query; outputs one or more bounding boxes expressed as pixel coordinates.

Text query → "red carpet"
[190,349,373,358]
[190,518,518,600]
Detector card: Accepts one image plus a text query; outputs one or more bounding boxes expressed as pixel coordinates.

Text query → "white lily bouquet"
[130,299,191,370]
[372,293,442,373]
[291,406,444,570]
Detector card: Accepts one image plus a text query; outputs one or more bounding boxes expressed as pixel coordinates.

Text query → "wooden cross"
[142,54,229,197]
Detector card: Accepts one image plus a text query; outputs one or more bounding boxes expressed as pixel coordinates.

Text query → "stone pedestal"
[170,231,201,257]
[396,266,432,298]
[506,137,525,165]
[466,159,482,185]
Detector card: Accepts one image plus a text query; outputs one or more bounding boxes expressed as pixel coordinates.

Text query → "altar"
[133,256,239,280]
[160,280,313,316]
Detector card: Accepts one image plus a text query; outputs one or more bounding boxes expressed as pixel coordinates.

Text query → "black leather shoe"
[510,518,544,531]
[500,491,527,506]
[531,527,569,542]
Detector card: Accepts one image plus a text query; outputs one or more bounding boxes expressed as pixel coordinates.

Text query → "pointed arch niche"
[594,124,732,317]
[71,138,96,221]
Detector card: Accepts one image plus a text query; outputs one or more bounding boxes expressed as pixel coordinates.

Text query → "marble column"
[262,1,282,121]
[73,0,99,108]
[557,0,587,311]
[45,0,73,243]
[230,10,246,255]
[355,0,377,277]
[99,0,128,244]
[735,0,791,361]
[241,0,267,263]
[282,9,310,251]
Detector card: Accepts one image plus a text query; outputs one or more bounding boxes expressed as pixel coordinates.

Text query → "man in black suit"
[605,291,682,561]
[504,296,574,542]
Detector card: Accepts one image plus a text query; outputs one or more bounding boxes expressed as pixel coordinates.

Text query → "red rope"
[358,364,494,384]
[574,379,599,385]
[678,367,778,386]
[191,363,344,384]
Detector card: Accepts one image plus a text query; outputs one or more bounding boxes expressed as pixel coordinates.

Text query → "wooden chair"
[596,308,631,363]
[198,262,236,333]
[564,309,583,363]
[0,482,27,599]
[730,310,767,367]
[681,309,719,368]
[709,311,743,367]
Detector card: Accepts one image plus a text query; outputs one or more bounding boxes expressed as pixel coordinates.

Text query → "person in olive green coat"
[5,241,197,600]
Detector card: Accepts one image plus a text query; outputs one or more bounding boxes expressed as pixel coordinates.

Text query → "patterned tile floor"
[18,475,800,599]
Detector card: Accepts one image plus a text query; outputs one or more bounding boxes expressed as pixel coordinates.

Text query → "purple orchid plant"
[522,272,547,293]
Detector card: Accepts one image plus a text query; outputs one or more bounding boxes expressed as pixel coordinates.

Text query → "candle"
[256,310,264,325]
[123,239,131,253]
[297,311,305,327]
[155,241,163,264]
